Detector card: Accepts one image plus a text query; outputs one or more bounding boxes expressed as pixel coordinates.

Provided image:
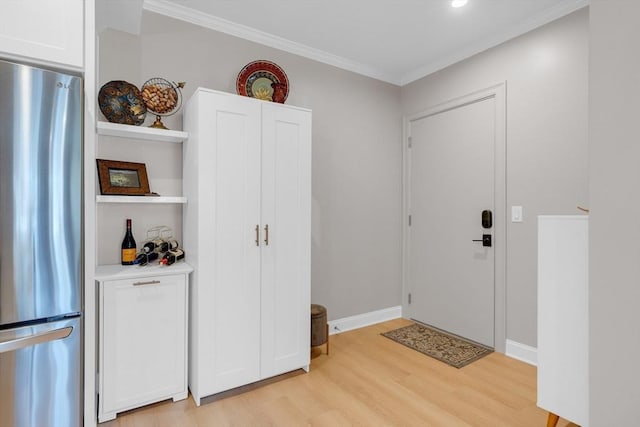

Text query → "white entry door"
[408,95,498,348]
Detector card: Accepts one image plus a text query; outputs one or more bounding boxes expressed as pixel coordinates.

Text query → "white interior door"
[408,96,496,347]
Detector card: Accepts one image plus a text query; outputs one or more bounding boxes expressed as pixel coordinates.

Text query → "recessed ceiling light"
[451,0,468,8]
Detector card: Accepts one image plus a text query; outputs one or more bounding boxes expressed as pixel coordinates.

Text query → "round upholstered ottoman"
[311,304,329,355]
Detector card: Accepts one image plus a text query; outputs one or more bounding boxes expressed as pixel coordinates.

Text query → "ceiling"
[123,0,588,85]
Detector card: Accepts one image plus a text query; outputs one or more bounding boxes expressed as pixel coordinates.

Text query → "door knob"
[472,234,492,247]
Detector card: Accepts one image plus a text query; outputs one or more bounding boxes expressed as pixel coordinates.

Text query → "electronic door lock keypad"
[482,210,493,229]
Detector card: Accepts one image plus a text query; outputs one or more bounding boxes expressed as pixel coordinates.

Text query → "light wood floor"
[101,318,576,426]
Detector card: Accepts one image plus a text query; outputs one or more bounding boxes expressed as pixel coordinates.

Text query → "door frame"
[401,82,506,352]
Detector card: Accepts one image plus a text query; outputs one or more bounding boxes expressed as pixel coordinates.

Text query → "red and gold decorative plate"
[236,60,289,103]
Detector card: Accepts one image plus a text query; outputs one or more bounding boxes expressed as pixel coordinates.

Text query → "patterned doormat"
[381,323,493,368]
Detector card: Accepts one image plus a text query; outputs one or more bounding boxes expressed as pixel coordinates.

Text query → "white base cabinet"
[537,215,589,427]
[96,263,192,422]
[184,88,311,405]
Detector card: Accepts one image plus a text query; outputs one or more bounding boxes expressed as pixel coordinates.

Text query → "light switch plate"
[512,206,523,222]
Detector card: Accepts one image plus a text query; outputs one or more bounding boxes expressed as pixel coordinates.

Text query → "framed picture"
[96,159,150,195]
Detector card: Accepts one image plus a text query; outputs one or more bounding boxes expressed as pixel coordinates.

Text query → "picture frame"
[96,159,151,195]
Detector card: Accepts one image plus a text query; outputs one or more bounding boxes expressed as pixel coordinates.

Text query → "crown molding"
[400,0,589,85]
[143,0,401,85]
[143,0,587,87]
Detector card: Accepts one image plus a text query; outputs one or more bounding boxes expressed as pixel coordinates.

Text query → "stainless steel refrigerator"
[0,60,82,427]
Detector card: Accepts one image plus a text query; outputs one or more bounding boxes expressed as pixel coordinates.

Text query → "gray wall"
[400,8,589,347]
[99,9,590,346]
[98,12,404,320]
[589,2,640,424]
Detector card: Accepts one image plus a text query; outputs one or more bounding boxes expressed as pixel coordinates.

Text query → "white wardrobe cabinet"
[537,215,589,427]
[0,0,83,69]
[184,88,311,405]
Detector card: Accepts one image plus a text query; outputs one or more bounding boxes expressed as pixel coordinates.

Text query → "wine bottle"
[134,251,159,266]
[121,219,136,265]
[151,237,169,253]
[167,239,179,251]
[133,252,145,266]
[160,248,185,266]
[140,241,156,254]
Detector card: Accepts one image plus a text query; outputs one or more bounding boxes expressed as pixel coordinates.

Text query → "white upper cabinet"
[0,0,83,69]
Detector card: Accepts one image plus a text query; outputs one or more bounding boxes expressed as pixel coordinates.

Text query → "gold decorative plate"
[236,60,289,102]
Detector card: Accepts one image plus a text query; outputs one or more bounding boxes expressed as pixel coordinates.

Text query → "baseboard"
[328,306,402,335]
[505,339,537,366]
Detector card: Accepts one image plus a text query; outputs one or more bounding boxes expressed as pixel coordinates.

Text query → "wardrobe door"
[260,103,312,377]
[198,91,262,395]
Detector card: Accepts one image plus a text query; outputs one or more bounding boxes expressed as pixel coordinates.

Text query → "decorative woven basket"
[311,304,328,347]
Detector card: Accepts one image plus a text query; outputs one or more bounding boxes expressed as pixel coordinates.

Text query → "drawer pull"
[132,280,161,286]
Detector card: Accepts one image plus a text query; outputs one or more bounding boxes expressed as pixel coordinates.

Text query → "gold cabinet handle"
[264,224,269,246]
[255,224,260,246]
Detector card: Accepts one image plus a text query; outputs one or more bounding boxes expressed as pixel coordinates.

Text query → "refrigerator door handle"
[0,326,73,354]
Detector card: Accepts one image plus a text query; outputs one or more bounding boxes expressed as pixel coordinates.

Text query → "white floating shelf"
[97,121,188,143]
[97,195,187,204]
